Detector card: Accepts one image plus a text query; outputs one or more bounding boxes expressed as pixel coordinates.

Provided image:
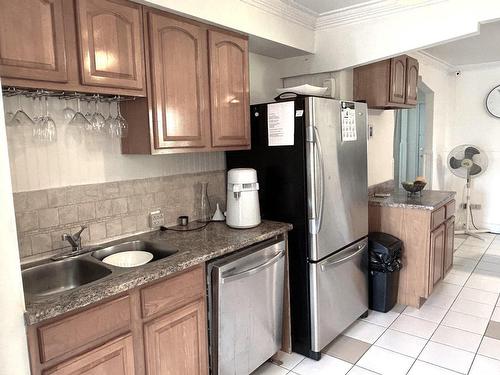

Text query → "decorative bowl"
[401,181,427,195]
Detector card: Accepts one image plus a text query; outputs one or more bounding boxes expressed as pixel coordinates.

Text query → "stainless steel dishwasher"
[207,236,285,375]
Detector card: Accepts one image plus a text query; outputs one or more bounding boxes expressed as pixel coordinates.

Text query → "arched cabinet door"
[75,0,145,91]
[389,56,407,104]
[147,12,210,150]
[208,30,250,149]
[0,0,68,82]
[405,57,419,105]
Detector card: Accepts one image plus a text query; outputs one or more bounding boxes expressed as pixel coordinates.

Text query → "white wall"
[367,110,395,186]
[278,0,500,77]
[441,63,500,231]
[4,96,225,192]
[249,53,283,104]
[0,85,30,375]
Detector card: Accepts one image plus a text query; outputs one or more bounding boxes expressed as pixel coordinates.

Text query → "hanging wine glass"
[41,96,57,142]
[115,99,128,138]
[91,97,106,133]
[63,98,76,123]
[105,100,118,137]
[68,97,92,129]
[10,94,34,127]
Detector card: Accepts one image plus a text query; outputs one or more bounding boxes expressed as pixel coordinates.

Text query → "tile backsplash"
[14,170,226,260]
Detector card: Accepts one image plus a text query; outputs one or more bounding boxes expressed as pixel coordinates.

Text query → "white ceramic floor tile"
[403,304,448,323]
[469,355,500,375]
[347,366,379,375]
[443,271,470,286]
[452,258,478,273]
[375,329,427,358]
[357,346,414,375]
[430,325,483,353]
[424,292,457,310]
[481,253,500,265]
[362,310,400,327]
[492,307,500,321]
[465,273,500,293]
[458,287,499,306]
[478,337,500,361]
[450,297,495,319]
[293,355,352,375]
[272,351,305,370]
[251,362,289,375]
[441,310,489,334]
[343,320,386,344]
[418,341,475,374]
[390,315,438,339]
[407,360,461,375]
[477,260,500,275]
[390,304,407,314]
[432,282,462,297]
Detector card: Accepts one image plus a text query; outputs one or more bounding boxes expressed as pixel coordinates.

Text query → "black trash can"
[368,232,403,313]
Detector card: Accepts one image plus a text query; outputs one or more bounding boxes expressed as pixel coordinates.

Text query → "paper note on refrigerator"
[267,101,295,146]
[341,102,357,142]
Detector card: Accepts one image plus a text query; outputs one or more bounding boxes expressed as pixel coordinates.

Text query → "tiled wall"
[14,170,226,260]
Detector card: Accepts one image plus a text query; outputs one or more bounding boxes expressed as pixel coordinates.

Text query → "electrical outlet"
[150,210,165,228]
[460,203,482,210]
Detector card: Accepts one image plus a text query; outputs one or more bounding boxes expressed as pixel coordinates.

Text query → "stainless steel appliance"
[207,236,285,374]
[227,96,369,359]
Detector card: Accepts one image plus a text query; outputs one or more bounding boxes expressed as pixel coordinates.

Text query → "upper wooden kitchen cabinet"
[208,30,251,149]
[121,9,251,154]
[147,11,210,150]
[0,0,146,96]
[0,0,69,82]
[75,0,145,91]
[353,55,419,109]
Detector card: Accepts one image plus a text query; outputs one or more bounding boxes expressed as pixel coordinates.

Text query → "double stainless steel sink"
[22,239,178,302]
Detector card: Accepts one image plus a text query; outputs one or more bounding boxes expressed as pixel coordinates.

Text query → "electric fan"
[447,144,488,239]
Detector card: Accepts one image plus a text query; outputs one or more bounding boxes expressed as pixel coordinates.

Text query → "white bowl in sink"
[102,251,153,268]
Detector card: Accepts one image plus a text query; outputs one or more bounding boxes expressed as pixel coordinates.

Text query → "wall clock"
[486,84,500,118]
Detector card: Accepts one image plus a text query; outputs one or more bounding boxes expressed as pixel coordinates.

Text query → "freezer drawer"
[209,237,285,375]
[309,238,368,352]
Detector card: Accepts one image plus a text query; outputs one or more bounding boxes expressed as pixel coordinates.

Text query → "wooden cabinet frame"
[369,199,456,307]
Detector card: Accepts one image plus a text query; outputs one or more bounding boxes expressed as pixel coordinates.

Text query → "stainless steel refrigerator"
[226,96,369,360]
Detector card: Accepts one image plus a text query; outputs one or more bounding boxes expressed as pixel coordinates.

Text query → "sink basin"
[92,240,178,263]
[22,258,111,300]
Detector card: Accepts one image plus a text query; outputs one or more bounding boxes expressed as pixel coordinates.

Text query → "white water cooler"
[226,168,261,229]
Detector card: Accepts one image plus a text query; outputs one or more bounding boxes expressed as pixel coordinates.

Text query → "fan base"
[455,229,489,241]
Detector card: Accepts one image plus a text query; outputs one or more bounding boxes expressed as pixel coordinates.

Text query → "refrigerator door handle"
[314,126,325,233]
[320,242,367,271]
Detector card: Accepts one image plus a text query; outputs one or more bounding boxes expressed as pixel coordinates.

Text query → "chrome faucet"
[62,226,87,252]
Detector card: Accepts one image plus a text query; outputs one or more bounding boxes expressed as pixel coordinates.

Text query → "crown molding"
[316,0,448,30]
[413,50,458,71]
[242,0,449,32]
[241,0,316,30]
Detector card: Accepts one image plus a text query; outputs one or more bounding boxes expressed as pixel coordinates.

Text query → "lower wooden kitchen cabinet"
[26,265,208,375]
[369,199,456,308]
[144,299,208,375]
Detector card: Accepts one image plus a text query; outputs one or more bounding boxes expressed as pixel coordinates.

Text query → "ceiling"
[292,0,373,14]
[423,21,500,66]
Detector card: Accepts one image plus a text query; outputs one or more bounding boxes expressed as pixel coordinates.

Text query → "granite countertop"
[24,220,292,325]
[369,190,456,210]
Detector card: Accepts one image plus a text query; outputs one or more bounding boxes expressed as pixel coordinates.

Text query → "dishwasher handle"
[320,242,367,271]
[221,250,285,284]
